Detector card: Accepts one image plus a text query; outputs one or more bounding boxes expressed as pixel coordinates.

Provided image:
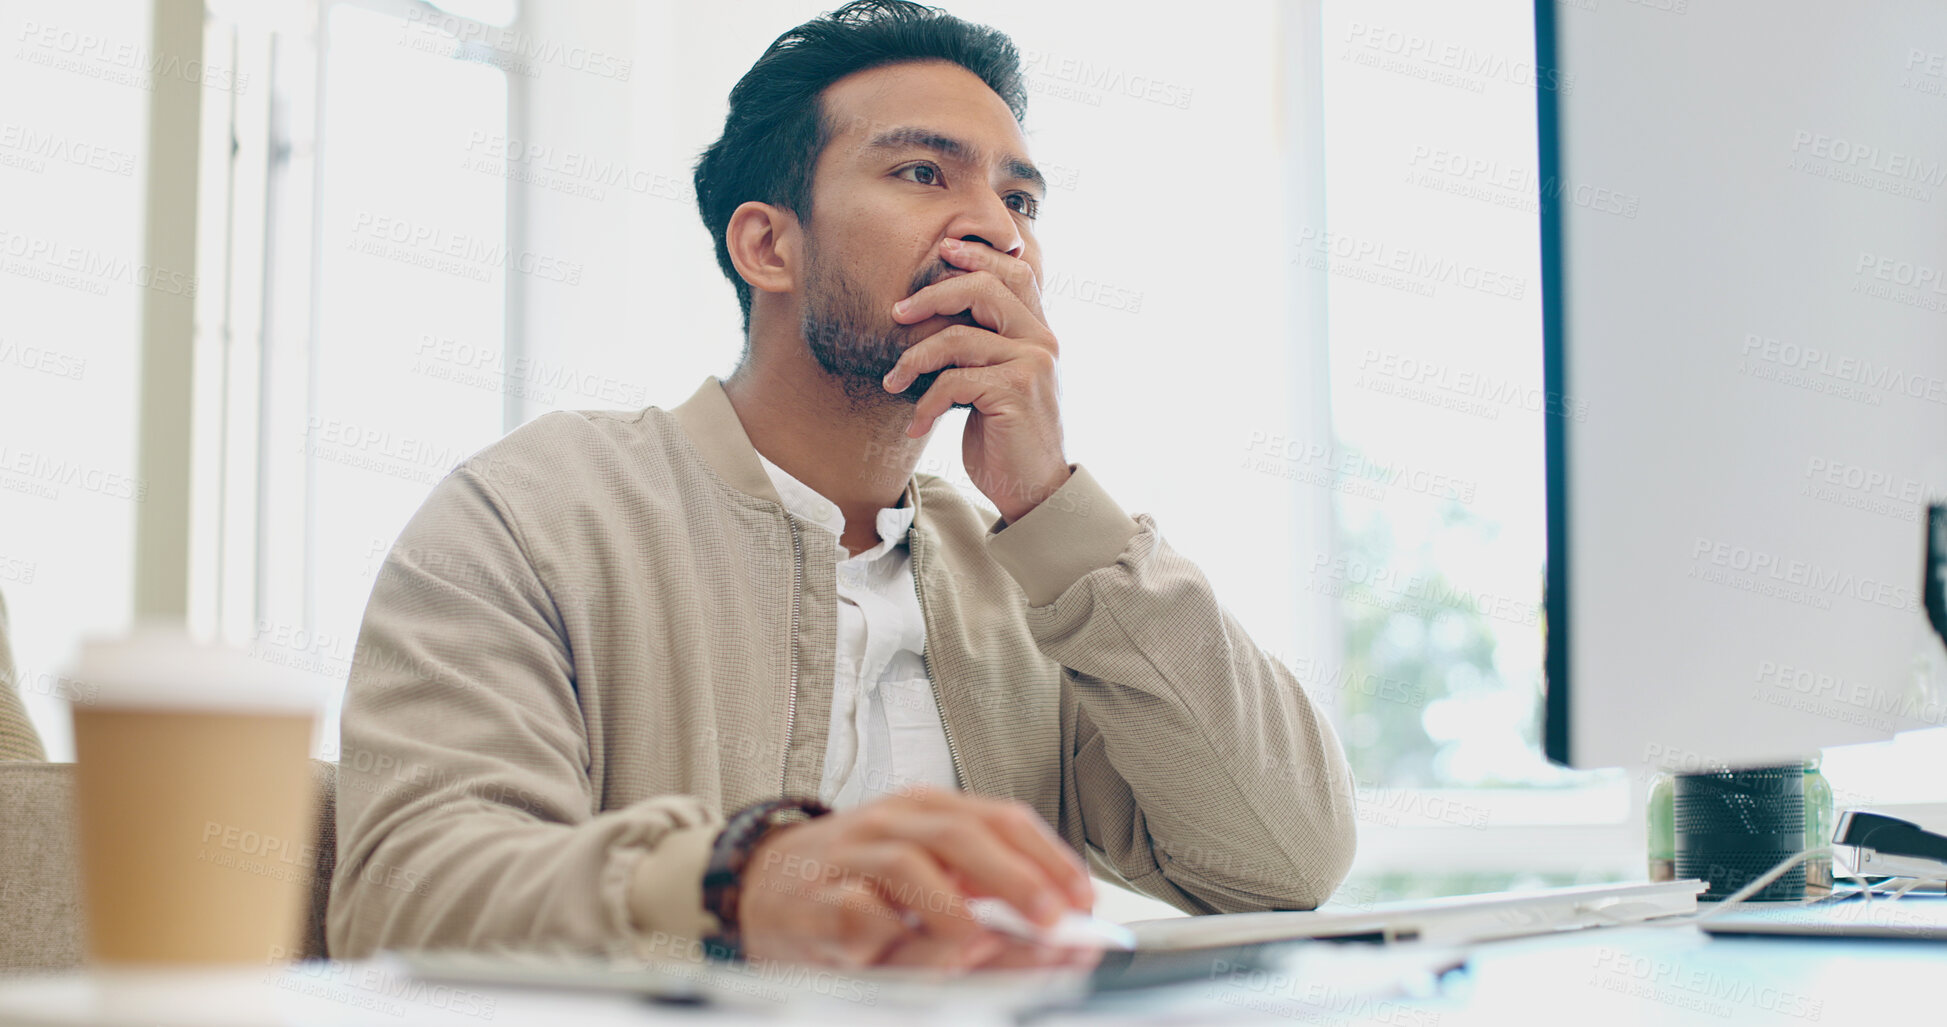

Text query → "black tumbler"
[1675,764,1806,901]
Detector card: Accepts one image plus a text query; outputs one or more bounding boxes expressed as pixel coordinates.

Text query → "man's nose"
[959,233,1024,259]
[951,192,1025,259]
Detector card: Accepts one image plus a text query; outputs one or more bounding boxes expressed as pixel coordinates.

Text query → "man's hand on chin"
[881,238,1073,525]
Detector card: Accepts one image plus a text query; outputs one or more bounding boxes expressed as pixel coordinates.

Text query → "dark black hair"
[693,0,1028,337]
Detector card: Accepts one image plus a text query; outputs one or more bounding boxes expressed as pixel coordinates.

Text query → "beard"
[800,238,973,411]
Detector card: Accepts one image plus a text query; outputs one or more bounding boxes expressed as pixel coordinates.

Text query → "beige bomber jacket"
[327,377,1357,959]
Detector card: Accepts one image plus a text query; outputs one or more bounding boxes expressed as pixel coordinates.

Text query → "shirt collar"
[672,377,932,520]
[753,450,915,558]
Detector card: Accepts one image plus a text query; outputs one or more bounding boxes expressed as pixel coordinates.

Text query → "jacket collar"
[670,376,927,520]
[671,376,1051,816]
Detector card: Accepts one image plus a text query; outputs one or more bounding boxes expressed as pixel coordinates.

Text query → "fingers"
[739,791,1096,971]
[881,324,1018,395]
[974,802,1095,912]
[937,237,1044,320]
[863,794,1083,929]
[967,936,1108,971]
[892,269,1038,340]
[848,841,988,950]
[876,929,1004,971]
[821,879,907,969]
[904,367,1002,438]
[905,353,1053,438]
[748,874,906,970]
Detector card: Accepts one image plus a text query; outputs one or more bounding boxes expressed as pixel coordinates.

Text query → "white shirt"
[754,452,961,810]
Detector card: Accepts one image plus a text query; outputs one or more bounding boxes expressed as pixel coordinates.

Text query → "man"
[329,0,1355,971]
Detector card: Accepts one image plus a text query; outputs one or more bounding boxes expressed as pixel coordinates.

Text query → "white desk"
[1347,923,1942,1026]
[0,964,746,1027]
[2,925,1942,1026]
[0,960,1031,1027]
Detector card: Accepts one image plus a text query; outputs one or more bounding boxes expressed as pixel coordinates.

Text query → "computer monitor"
[1537,0,1947,772]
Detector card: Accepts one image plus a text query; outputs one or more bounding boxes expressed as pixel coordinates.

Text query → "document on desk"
[399,946,1102,1014]
[400,941,1462,1018]
[1124,880,1705,950]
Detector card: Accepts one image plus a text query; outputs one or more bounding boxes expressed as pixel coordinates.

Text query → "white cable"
[1636,850,1818,930]
[1883,877,1937,901]
[1662,849,1946,931]
[1832,848,1874,906]
[1689,849,1814,924]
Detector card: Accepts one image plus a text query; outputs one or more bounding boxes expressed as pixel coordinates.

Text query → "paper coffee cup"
[68,626,324,965]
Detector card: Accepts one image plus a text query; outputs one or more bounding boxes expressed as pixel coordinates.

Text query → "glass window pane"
[305,3,508,751]
[1319,0,1606,789]
[0,0,153,760]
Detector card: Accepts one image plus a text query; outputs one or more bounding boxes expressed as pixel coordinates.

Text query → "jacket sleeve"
[984,465,1357,914]
[327,462,722,960]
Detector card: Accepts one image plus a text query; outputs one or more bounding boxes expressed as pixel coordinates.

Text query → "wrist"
[699,797,832,960]
[623,819,723,955]
[993,463,1073,525]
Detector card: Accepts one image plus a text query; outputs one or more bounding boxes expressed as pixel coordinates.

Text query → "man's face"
[796,60,1046,406]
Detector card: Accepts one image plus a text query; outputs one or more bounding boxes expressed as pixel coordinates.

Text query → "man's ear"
[725,201,801,298]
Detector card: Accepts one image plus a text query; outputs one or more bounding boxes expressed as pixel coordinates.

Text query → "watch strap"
[700,797,832,960]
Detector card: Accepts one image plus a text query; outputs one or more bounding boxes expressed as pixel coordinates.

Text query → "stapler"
[1833,810,1947,880]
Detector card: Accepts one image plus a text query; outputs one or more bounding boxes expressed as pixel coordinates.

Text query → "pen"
[964,897,1138,950]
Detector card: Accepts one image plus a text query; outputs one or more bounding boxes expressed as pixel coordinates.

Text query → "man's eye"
[1007,193,1041,220]
[898,163,941,186]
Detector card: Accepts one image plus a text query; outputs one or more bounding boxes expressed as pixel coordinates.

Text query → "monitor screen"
[1538,0,1947,771]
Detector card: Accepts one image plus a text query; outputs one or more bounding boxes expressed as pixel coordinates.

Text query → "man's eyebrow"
[864,126,1047,197]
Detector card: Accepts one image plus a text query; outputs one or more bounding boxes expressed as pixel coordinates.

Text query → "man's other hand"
[737,786,1102,970]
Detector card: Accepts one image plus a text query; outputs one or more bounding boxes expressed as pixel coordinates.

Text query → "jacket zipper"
[780,516,803,797]
[909,527,968,790]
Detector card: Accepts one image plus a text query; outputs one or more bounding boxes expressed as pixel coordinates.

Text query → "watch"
[700,797,832,960]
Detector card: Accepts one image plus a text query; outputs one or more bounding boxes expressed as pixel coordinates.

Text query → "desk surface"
[2,924,1942,1026]
[1406,922,1942,1026]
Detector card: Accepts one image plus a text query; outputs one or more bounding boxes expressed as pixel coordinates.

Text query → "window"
[11,0,1643,903]
[290,2,513,754]
[1321,0,1581,789]
[1,0,155,760]
[1315,0,1628,898]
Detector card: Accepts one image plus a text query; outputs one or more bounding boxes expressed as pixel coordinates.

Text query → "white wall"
[514,0,1317,673]
[0,0,156,759]
[4,0,1328,782]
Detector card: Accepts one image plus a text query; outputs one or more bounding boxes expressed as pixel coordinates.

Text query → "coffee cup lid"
[66,624,326,715]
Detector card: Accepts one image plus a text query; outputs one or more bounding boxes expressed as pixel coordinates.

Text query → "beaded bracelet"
[700,797,833,960]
